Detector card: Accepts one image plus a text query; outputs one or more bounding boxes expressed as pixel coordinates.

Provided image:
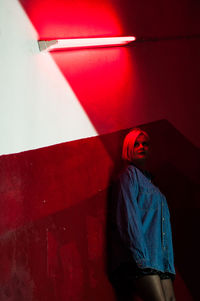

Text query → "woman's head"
[122,128,150,163]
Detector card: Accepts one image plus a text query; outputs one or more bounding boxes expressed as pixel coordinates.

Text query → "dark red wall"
[0,121,199,300]
[0,135,114,301]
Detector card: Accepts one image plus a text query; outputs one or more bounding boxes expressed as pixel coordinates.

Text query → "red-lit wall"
[1,0,200,300]
[18,0,200,147]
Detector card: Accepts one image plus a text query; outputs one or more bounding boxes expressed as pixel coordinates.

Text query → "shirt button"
[163,232,165,235]
[163,217,165,221]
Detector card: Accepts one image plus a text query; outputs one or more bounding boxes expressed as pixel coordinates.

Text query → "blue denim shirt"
[112,164,175,275]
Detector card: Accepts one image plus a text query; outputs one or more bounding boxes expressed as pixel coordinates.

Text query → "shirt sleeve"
[114,169,150,268]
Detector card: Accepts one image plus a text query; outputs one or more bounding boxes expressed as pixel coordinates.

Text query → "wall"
[1,0,200,155]
[0,0,200,300]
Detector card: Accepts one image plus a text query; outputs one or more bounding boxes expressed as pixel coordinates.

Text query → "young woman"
[110,128,176,301]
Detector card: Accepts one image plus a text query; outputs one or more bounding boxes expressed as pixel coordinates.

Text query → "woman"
[110,128,176,301]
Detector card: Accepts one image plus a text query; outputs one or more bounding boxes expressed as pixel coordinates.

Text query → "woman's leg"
[134,275,166,301]
[161,279,176,301]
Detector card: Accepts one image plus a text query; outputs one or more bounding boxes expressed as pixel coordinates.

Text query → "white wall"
[0,0,97,155]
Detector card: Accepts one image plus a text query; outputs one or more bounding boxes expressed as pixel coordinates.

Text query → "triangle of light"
[38,36,136,52]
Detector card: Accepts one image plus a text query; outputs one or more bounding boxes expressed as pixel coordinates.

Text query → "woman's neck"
[132,159,147,171]
[131,160,153,181]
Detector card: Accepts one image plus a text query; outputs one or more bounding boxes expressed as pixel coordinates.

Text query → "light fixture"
[38,36,136,52]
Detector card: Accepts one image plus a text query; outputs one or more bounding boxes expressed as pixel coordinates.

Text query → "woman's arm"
[114,170,150,268]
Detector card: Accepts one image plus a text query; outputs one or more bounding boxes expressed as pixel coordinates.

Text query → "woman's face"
[132,134,150,161]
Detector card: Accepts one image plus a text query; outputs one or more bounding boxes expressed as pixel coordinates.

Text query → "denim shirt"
[111,164,175,275]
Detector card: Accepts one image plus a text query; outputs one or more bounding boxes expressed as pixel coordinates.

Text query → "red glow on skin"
[132,134,150,161]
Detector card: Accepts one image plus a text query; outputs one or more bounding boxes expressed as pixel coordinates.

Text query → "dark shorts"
[110,263,175,299]
[133,267,174,280]
[111,262,175,291]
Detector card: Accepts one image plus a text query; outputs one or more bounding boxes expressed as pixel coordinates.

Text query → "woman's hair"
[122,128,150,162]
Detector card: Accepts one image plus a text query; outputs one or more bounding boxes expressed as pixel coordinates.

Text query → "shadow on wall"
[104,119,200,301]
[0,119,199,301]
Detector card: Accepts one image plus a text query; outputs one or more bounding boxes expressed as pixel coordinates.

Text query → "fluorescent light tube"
[38,36,136,52]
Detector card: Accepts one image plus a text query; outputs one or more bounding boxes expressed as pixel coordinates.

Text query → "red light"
[38,36,136,51]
